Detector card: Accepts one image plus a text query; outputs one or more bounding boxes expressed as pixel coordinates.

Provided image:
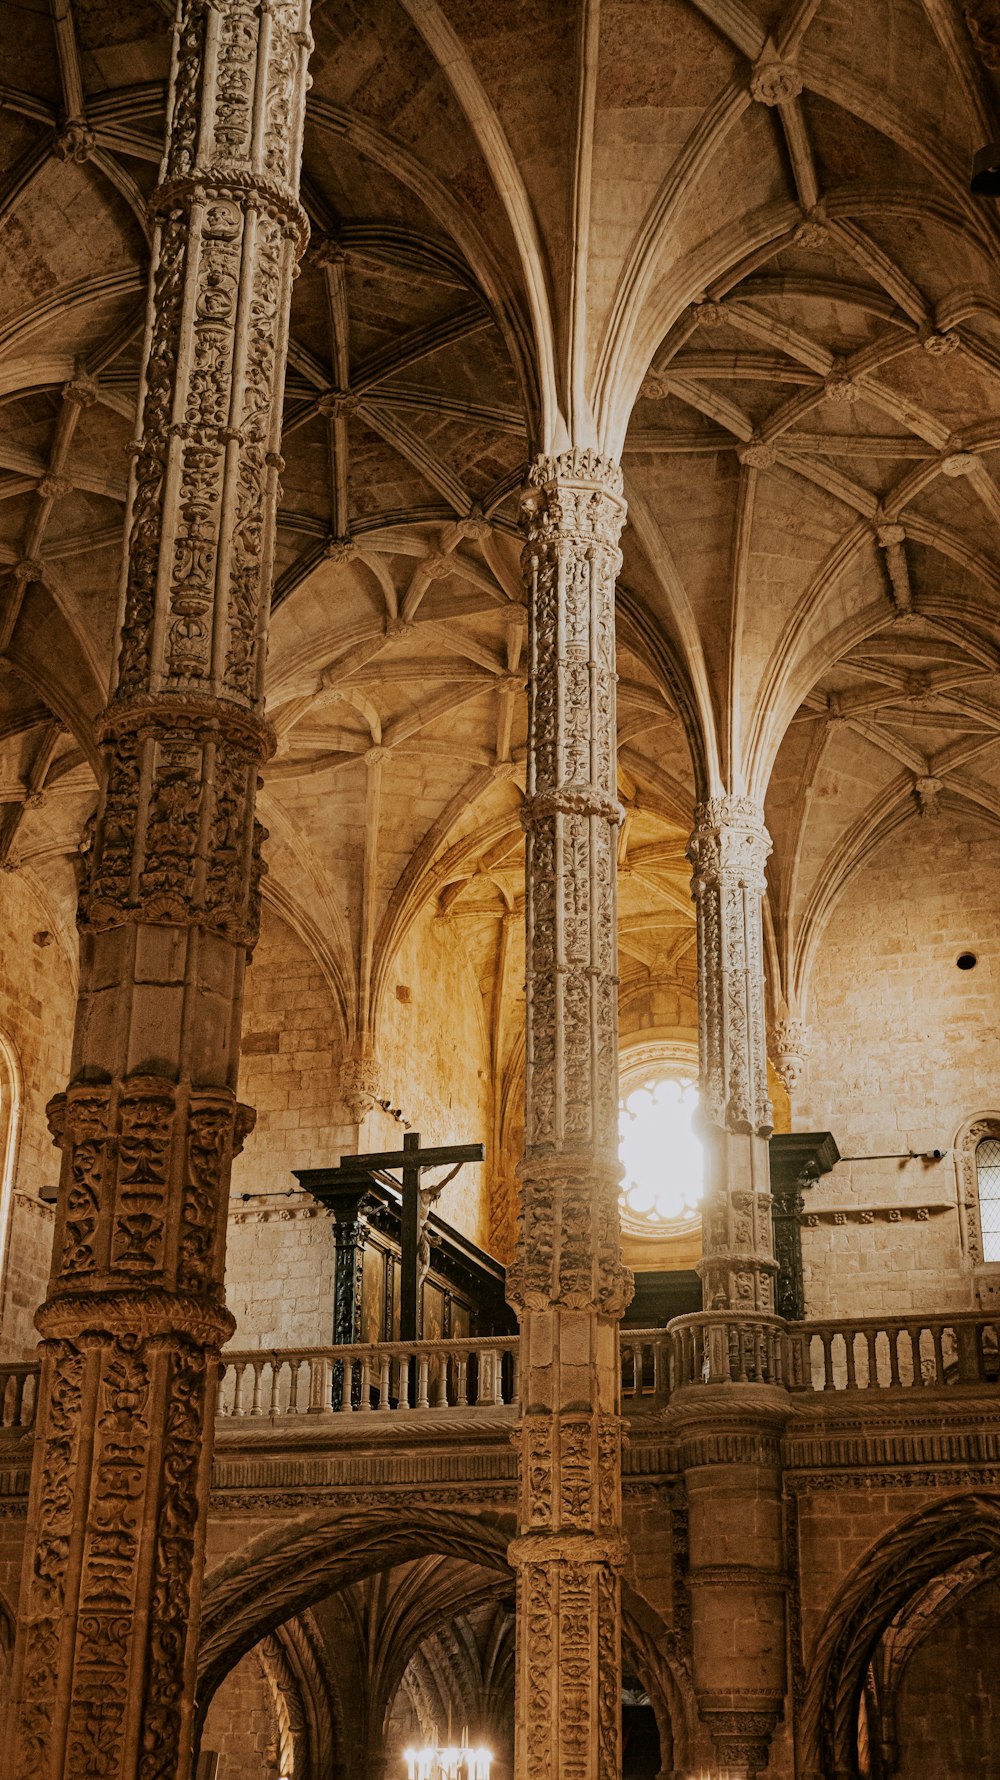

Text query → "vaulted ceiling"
[1,0,999,1082]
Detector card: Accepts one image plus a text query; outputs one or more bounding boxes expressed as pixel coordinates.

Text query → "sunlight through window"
[618,1075,703,1229]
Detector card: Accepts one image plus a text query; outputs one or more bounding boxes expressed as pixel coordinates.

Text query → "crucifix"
[306,1132,484,1339]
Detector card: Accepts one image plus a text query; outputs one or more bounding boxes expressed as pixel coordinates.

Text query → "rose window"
[618,1074,703,1231]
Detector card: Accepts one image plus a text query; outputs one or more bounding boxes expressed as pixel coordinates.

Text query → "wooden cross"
[314,1131,484,1338]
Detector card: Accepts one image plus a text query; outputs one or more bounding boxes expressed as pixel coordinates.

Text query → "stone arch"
[199,1513,694,1777]
[198,1509,515,1714]
[798,1494,1000,1779]
[953,1111,1000,1277]
[0,1588,18,1750]
[620,1583,697,1780]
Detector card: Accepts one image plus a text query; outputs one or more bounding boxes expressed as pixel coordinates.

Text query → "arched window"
[618,1041,702,1237]
[975,1137,1000,1262]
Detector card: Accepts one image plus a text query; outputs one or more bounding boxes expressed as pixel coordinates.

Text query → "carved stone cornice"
[701,1705,779,1777]
[35,1290,235,1349]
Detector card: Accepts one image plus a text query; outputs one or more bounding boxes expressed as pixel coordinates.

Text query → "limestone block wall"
[200,1647,279,1780]
[224,899,493,1349]
[367,906,494,1247]
[891,1580,1000,1779]
[227,905,345,1349]
[796,811,1000,1318]
[0,872,75,1359]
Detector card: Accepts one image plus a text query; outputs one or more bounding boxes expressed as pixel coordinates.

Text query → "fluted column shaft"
[688,796,777,1311]
[509,450,631,1780]
[9,7,312,1779]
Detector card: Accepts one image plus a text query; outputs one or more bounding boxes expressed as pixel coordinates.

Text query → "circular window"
[618,1074,703,1232]
[957,952,978,971]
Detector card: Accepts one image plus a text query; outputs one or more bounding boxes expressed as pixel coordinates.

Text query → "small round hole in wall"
[957,951,978,971]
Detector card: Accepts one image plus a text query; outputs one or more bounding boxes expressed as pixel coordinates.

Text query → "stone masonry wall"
[893,1579,1000,1779]
[370,905,493,1247]
[224,899,493,1350]
[796,810,1000,1318]
[200,1647,279,1780]
[226,905,343,1349]
[0,871,76,1359]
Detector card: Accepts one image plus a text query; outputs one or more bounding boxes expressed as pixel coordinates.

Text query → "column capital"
[337,1051,383,1124]
[688,795,771,893]
[770,1014,812,1093]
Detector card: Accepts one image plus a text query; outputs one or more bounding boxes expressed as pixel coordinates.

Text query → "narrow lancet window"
[976,1136,1000,1261]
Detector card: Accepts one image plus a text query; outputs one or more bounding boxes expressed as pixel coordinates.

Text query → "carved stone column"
[688,796,777,1311]
[8,7,312,1779]
[508,450,631,1780]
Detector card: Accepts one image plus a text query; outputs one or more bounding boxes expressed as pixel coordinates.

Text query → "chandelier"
[403,1738,493,1780]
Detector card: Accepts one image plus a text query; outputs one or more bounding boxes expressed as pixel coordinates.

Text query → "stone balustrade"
[0,1363,38,1430]
[665,1309,1000,1392]
[1,1313,998,1435]
[216,1335,521,1419]
[789,1311,1000,1391]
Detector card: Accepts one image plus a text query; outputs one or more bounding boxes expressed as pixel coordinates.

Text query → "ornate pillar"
[688,796,777,1312]
[508,450,631,1780]
[8,6,312,1779]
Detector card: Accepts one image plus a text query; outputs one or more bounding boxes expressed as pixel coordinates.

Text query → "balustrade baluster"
[456,1357,468,1407]
[479,1348,499,1405]
[932,1325,945,1384]
[339,1359,355,1412]
[287,1359,300,1415]
[432,1356,447,1409]
[306,1356,328,1414]
[268,1357,282,1417]
[251,1359,266,1416]
[379,1358,392,1411]
[844,1332,857,1391]
[510,1350,519,1408]
[822,1332,835,1391]
[358,1357,371,1411]
[888,1330,901,1388]
[417,1355,430,1410]
[864,1329,878,1388]
[399,1354,412,1409]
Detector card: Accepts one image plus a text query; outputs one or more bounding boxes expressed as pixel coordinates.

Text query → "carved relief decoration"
[8,7,314,1780]
[511,450,629,1318]
[953,1114,1000,1267]
[508,450,630,1780]
[689,796,777,1311]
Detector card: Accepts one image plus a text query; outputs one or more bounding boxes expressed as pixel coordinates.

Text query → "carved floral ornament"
[81,699,272,948]
[8,8,314,1779]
